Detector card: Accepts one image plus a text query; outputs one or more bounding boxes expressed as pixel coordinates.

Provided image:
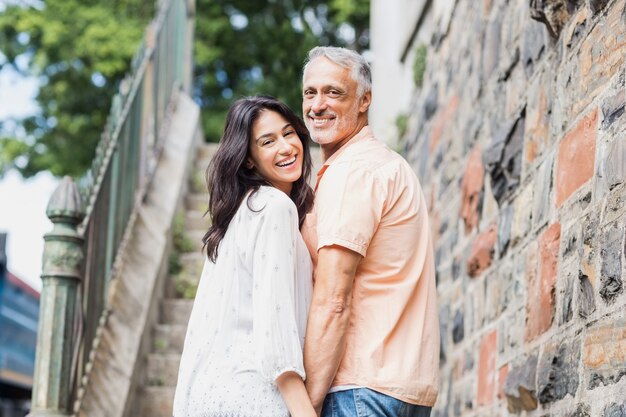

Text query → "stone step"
[185,209,211,232]
[139,386,175,417]
[153,324,187,354]
[160,298,194,325]
[180,252,205,277]
[146,353,182,387]
[186,230,205,247]
[165,273,200,299]
[185,193,208,212]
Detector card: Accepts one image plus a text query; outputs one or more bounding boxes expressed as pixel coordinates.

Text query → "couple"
[172,46,439,417]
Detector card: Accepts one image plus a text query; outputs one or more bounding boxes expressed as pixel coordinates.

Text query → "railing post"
[28,176,85,417]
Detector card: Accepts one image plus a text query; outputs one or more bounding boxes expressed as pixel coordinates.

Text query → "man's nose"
[310,94,327,113]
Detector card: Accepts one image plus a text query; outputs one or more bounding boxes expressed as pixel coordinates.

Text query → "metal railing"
[28,0,193,415]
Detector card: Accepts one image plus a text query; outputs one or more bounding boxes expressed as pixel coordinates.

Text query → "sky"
[0,65,56,292]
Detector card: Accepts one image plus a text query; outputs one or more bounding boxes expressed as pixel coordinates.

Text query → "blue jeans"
[321,388,432,417]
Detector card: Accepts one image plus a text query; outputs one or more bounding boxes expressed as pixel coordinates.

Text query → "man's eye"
[303,90,315,97]
[328,90,340,97]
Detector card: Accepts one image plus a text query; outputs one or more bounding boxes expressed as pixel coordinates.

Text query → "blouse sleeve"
[252,193,306,384]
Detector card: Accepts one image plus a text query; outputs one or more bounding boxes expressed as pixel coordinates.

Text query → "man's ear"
[359,91,372,113]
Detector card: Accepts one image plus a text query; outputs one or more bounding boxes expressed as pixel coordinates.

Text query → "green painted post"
[28,176,85,417]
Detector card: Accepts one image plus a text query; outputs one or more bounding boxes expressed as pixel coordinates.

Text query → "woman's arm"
[250,191,316,415]
[276,372,317,417]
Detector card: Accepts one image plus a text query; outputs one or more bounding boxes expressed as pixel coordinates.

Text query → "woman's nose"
[277,137,294,154]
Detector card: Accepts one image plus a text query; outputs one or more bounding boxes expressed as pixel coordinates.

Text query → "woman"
[173,96,317,417]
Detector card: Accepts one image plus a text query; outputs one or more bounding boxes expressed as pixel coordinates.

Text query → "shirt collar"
[314,125,374,191]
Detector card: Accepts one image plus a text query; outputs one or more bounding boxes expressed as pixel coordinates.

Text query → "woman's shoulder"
[247,186,297,215]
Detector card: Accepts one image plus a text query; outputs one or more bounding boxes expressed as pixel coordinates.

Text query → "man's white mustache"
[307,111,337,118]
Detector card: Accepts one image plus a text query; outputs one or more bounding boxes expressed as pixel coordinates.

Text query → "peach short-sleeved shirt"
[302,126,439,406]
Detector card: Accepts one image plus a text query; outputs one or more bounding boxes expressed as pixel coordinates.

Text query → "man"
[301,46,440,417]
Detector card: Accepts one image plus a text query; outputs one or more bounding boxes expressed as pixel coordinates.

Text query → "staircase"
[138,143,218,417]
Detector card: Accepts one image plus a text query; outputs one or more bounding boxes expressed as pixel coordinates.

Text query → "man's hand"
[303,245,361,412]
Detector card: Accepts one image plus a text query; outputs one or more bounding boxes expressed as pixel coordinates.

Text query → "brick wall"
[396,0,626,415]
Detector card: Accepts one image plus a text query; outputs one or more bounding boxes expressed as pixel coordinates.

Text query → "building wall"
[371,0,626,415]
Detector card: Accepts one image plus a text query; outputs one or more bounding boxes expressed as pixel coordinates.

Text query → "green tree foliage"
[0,0,154,177]
[0,0,369,178]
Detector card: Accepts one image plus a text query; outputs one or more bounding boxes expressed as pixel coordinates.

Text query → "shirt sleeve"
[252,192,306,384]
[315,160,384,256]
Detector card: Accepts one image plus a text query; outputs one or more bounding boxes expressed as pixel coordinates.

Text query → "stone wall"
[384,0,626,415]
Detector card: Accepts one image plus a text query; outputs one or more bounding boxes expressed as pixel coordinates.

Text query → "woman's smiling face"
[248,110,304,195]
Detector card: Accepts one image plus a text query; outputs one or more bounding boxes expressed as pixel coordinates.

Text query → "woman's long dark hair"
[203,96,314,262]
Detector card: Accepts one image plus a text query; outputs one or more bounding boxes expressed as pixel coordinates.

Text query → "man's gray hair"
[303,46,372,98]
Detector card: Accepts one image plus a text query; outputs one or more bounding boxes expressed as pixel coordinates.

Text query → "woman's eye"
[284,130,295,136]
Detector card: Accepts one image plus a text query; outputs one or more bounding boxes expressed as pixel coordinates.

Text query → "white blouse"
[173,186,313,417]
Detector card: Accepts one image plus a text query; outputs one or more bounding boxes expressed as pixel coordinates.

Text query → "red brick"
[461,146,485,234]
[467,224,497,278]
[556,108,598,207]
[583,320,626,370]
[478,329,498,406]
[525,223,561,342]
[430,96,460,152]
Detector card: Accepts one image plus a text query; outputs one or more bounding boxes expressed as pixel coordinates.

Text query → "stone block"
[532,153,554,231]
[599,222,624,304]
[600,82,625,130]
[500,261,524,314]
[583,319,626,389]
[477,329,498,406]
[521,20,549,78]
[597,137,626,197]
[482,10,503,78]
[569,403,591,417]
[497,204,513,257]
[561,270,575,325]
[561,221,581,260]
[503,354,538,412]
[483,109,526,206]
[524,70,552,164]
[556,108,598,207]
[589,0,611,13]
[603,402,626,417]
[562,6,589,50]
[578,270,596,319]
[452,309,464,344]
[511,182,534,247]
[603,183,626,226]
[570,3,626,118]
[580,212,599,288]
[504,59,525,119]
[530,0,580,39]
[537,338,581,404]
[500,309,526,359]
[525,223,561,341]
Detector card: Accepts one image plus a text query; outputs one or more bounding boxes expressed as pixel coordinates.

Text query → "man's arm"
[304,245,361,414]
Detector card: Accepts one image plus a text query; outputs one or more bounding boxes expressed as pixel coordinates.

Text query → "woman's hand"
[276,371,318,417]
